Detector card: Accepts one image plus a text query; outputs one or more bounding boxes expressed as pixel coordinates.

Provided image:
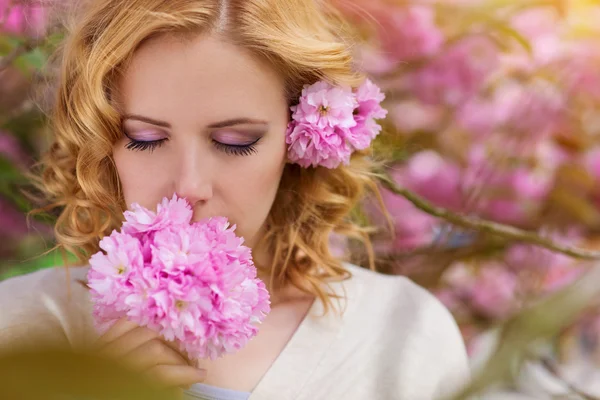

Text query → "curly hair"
[29,0,383,312]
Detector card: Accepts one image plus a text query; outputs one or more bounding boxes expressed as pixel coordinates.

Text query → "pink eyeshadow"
[213,131,257,145]
[128,130,166,141]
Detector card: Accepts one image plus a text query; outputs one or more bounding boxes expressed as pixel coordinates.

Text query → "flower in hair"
[348,79,388,149]
[286,78,387,168]
[87,194,271,360]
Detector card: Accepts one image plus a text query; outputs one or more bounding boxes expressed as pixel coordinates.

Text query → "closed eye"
[124,138,167,152]
[123,137,261,156]
[212,137,261,156]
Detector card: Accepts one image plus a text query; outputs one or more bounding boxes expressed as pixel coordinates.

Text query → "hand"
[94,317,206,393]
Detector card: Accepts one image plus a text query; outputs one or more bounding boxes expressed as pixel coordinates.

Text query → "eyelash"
[211,139,259,156]
[124,137,260,156]
[124,138,167,153]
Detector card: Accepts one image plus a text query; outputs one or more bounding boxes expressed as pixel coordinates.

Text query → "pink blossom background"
[331,0,600,364]
[3,0,600,375]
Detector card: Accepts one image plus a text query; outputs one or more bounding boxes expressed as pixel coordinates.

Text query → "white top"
[0,262,471,400]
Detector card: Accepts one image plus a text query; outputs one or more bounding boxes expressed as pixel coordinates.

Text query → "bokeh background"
[3,0,600,398]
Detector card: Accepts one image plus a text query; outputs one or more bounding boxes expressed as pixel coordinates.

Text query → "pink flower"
[439,261,518,320]
[401,150,463,211]
[0,130,30,169]
[92,302,129,334]
[510,8,563,66]
[286,79,387,168]
[367,169,440,252]
[541,263,585,293]
[456,98,499,137]
[366,153,470,253]
[389,101,444,133]
[504,234,584,294]
[123,194,193,234]
[354,79,387,121]
[436,288,461,311]
[469,264,519,319]
[479,168,554,225]
[356,44,400,75]
[286,122,352,168]
[334,1,442,64]
[583,147,600,208]
[407,36,498,106]
[0,0,49,37]
[556,45,600,102]
[388,197,438,251]
[458,83,569,150]
[291,81,356,130]
[584,147,600,181]
[374,5,443,63]
[347,79,388,149]
[0,197,30,238]
[494,80,566,141]
[462,141,559,225]
[88,195,271,360]
[87,231,143,307]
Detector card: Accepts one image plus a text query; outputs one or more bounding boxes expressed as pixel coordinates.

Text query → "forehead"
[115,33,286,121]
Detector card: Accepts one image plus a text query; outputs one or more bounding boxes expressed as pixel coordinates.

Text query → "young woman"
[0,1,470,399]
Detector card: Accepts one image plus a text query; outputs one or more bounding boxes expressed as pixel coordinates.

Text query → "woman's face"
[112,34,289,249]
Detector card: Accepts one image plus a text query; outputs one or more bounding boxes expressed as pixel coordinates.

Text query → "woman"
[0,0,470,399]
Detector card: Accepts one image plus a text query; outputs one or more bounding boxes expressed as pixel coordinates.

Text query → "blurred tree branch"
[540,356,600,400]
[452,264,600,399]
[377,170,600,261]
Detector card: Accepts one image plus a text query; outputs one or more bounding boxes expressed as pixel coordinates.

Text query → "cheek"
[222,140,286,242]
[113,142,172,210]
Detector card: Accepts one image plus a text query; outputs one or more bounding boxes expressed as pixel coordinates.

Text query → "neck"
[251,240,312,307]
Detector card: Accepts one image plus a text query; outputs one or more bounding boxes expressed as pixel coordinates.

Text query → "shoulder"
[343,262,455,321]
[341,262,465,343]
[340,263,471,398]
[0,265,94,352]
[0,264,89,296]
[0,264,91,305]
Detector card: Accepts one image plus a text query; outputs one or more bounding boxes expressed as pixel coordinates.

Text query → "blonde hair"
[30,0,382,312]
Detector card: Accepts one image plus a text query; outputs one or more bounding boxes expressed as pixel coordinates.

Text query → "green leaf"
[492,22,533,53]
[18,47,47,71]
[45,31,65,48]
[0,36,14,56]
[0,156,24,182]
[0,248,78,281]
[0,156,32,213]
[461,12,533,54]
[12,54,33,77]
[0,35,27,58]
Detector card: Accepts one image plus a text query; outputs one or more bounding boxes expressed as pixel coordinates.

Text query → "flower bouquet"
[86,195,271,360]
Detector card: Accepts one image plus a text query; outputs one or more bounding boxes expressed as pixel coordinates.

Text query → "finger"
[96,317,138,345]
[100,326,159,358]
[163,339,194,366]
[124,339,189,371]
[147,365,207,389]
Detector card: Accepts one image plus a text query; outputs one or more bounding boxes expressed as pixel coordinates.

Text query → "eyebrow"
[121,114,269,129]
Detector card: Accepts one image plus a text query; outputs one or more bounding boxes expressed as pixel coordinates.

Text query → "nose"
[174,146,213,207]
